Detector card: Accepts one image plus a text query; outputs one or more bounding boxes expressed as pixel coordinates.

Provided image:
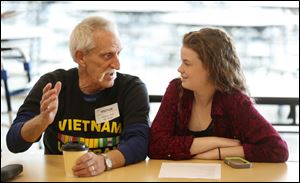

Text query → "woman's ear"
[75,50,86,67]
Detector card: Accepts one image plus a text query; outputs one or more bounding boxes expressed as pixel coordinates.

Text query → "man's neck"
[78,68,104,94]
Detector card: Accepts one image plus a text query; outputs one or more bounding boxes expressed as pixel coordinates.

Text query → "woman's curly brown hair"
[182,27,248,94]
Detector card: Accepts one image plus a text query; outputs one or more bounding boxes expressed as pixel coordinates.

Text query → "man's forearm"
[21,114,49,142]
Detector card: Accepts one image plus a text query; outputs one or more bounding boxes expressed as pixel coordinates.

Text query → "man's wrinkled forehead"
[94,30,122,51]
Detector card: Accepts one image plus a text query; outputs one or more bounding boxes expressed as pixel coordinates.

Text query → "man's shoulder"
[46,68,77,76]
[114,73,148,95]
[41,68,77,80]
[116,72,143,84]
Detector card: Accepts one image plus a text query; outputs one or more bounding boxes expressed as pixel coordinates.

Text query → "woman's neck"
[193,84,215,107]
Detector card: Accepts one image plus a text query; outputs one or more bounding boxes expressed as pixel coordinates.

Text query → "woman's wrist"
[217,147,221,160]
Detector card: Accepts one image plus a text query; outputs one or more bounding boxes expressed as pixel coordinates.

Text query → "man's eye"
[104,54,112,59]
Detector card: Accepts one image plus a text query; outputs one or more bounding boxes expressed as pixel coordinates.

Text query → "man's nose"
[110,55,120,70]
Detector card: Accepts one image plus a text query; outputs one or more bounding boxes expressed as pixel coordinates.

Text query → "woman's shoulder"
[167,78,182,90]
[217,89,249,99]
[216,89,253,106]
[170,78,181,85]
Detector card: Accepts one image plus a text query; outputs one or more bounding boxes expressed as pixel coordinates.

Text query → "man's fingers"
[41,81,61,106]
[41,89,56,104]
[42,83,52,93]
[40,95,57,112]
[54,81,62,95]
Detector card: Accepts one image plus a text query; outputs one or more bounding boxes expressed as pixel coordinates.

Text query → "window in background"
[1,1,299,123]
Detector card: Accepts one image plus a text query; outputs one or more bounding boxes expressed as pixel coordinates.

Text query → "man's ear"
[75,50,86,67]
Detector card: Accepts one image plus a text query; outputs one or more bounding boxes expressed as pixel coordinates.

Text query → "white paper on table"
[159,162,221,179]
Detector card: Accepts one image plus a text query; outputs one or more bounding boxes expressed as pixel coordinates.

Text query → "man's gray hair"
[69,16,117,62]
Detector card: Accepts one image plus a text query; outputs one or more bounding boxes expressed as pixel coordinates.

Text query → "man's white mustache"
[98,70,116,82]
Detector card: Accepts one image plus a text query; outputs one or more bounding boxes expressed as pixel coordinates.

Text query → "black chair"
[1,47,32,126]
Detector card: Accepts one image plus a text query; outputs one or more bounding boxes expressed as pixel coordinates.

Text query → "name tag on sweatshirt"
[95,103,120,124]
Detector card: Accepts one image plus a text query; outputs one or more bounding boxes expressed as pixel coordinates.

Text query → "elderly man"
[6,16,150,177]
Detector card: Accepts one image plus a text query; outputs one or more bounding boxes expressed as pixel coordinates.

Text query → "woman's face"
[177,46,212,91]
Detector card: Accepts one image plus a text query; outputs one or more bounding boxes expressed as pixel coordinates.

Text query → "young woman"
[149,27,288,162]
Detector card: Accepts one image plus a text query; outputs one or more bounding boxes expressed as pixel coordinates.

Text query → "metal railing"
[149,95,299,130]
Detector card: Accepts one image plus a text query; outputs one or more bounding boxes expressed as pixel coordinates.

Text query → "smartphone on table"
[224,157,252,169]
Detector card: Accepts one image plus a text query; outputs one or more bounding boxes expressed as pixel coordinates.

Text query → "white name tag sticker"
[95,103,120,124]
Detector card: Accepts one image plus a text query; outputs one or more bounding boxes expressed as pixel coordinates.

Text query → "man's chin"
[103,81,115,89]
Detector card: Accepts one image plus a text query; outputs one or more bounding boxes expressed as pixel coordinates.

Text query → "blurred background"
[1,1,299,160]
